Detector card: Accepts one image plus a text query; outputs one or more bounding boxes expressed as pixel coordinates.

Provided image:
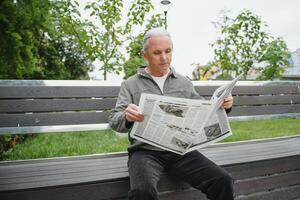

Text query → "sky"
[89,0,300,80]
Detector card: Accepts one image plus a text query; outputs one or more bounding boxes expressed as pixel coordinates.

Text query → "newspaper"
[130,76,240,155]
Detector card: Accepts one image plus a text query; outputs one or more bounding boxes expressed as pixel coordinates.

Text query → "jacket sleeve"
[108,81,133,133]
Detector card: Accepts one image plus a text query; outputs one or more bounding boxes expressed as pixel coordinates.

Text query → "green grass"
[2,118,300,161]
[223,118,300,142]
[3,130,129,161]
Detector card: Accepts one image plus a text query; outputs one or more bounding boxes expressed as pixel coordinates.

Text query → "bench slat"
[235,170,300,195]
[0,157,128,177]
[1,95,299,113]
[0,86,120,99]
[0,112,109,127]
[195,85,300,96]
[160,189,206,200]
[236,185,300,200]
[0,180,131,200]
[232,85,300,95]
[229,104,300,116]
[160,184,300,200]
[1,85,298,99]
[222,155,300,179]
[0,98,117,113]
[234,95,300,106]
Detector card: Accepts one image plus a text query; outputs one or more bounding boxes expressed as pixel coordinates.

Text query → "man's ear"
[141,50,147,60]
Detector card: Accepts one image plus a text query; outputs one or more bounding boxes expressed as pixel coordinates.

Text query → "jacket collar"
[137,66,178,78]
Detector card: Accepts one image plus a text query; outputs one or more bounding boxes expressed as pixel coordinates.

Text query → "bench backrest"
[0,80,299,134]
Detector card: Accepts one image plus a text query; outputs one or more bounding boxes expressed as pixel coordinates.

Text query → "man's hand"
[222,95,233,109]
[125,104,144,122]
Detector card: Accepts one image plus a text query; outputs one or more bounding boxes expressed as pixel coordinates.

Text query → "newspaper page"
[130,76,240,155]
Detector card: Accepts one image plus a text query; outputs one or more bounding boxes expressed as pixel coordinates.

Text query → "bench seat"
[1,136,300,200]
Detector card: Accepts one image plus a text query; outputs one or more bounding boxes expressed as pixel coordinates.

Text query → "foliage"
[0,134,33,160]
[85,0,156,80]
[0,0,92,79]
[191,62,219,80]
[42,0,93,79]
[0,0,162,80]
[211,10,290,80]
[123,56,146,79]
[0,0,48,79]
[123,14,165,79]
[256,38,290,80]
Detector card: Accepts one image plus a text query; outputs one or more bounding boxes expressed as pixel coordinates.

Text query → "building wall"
[283,48,300,80]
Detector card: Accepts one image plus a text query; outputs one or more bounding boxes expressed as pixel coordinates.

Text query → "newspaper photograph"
[130,76,240,155]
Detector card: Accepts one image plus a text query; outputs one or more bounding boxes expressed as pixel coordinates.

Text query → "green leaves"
[84,0,159,80]
[123,14,164,79]
[125,0,154,34]
[257,37,290,80]
[212,10,290,80]
[0,0,91,80]
[0,0,160,80]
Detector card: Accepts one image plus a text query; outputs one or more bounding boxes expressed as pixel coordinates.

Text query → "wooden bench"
[0,80,300,200]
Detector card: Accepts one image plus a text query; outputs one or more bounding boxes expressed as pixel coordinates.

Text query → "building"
[282,48,300,80]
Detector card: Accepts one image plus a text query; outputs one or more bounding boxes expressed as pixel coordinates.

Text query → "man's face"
[143,36,173,73]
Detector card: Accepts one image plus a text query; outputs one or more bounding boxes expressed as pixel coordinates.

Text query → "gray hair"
[142,27,172,52]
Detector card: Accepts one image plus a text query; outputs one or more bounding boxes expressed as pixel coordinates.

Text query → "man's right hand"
[125,104,144,122]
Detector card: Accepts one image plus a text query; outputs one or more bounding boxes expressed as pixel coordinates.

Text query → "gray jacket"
[108,67,203,151]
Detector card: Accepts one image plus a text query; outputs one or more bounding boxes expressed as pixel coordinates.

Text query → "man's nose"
[160,53,167,61]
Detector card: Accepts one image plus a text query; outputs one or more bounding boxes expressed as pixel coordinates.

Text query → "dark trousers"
[128,150,234,200]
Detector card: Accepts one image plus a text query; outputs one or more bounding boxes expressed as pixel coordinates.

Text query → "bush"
[0,134,32,160]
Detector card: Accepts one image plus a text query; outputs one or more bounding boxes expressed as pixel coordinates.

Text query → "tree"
[191,62,219,81]
[0,0,94,158]
[0,0,161,80]
[123,14,165,79]
[85,0,155,80]
[0,0,49,79]
[0,0,92,79]
[211,10,290,80]
[256,38,290,80]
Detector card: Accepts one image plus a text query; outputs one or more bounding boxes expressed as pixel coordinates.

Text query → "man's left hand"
[222,95,233,109]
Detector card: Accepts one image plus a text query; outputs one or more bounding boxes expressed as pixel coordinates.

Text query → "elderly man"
[108,27,234,200]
